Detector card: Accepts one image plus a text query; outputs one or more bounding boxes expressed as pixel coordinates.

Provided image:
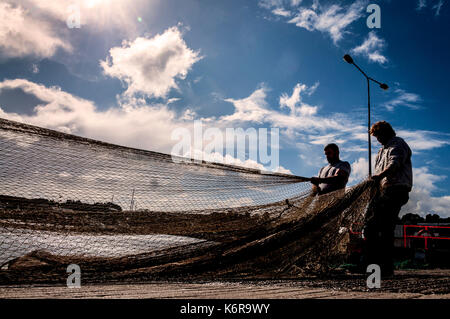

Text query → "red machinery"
[403,225,450,250]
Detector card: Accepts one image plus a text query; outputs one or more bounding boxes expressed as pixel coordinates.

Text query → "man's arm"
[371,164,395,182]
[311,167,324,186]
[311,169,349,185]
[311,183,320,195]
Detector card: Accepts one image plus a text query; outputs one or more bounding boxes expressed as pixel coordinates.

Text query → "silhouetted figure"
[310,143,351,195]
[365,121,413,277]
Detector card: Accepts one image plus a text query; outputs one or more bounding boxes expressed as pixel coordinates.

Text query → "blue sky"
[0,0,449,217]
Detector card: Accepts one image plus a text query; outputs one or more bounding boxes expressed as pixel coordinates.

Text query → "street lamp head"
[380,83,389,90]
[343,54,354,64]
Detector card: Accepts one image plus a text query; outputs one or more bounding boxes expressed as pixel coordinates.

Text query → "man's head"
[370,121,396,145]
[324,143,340,164]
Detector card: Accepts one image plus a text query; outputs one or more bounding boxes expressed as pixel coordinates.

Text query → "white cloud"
[0,0,158,59]
[0,79,292,175]
[222,82,350,135]
[188,149,292,174]
[401,167,449,218]
[0,2,71,58]
[432,0,444,16]
[259,0,368,44]
[417,0,427,10]
[397,130,450,151]
[349,157,368,183]
[222,86,272,123]
[307,81,320,95]
[383,89,421,111]
[101,26,203,99]
[181,108,196,120]
[258,0,284,9]
[413,167,445,191]
[18,0,151,32]
[258,0,296,18]
[287,0,367,44]
[0,79,341,176]
[279,83,319,115]
[403,191,450,218]
[272,8,292,17]
[221,84,449,174]
[221,83,366,175]
[222,82,411,167]
[351,31,388,64]
[309,133,340,145]
[288,8,317,30]
[348,154,378,184]
[415,0,445,16]
[0,78,186,153]
[273,166,293,174]
[167,97,181,104]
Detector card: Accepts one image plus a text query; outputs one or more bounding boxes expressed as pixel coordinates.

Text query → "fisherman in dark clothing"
[365,121,413,277]
[310,143,351,195]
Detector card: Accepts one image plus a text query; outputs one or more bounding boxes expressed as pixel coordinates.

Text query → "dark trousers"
[363,186,409,275]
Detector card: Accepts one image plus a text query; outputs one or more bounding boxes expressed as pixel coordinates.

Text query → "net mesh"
[0,118,375,284]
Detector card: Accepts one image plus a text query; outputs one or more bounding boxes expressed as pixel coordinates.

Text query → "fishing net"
[0,118,375,285]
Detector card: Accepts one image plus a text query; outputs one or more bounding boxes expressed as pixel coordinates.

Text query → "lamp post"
[343,54,388,177]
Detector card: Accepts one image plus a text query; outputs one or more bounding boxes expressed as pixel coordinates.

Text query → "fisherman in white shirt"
[310,143,351,196]
[365,121,413,278]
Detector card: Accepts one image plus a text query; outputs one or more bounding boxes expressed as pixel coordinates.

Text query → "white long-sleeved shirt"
[374,136,413,191]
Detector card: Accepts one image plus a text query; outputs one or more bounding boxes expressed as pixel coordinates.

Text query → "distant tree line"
[400,213,450,224]
[0,195,122,212]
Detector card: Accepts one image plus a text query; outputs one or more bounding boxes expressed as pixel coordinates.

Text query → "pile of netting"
[0,118,376,284]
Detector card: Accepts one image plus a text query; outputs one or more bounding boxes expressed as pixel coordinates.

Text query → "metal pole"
[367,77,372,177]
[344,55,387,177]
